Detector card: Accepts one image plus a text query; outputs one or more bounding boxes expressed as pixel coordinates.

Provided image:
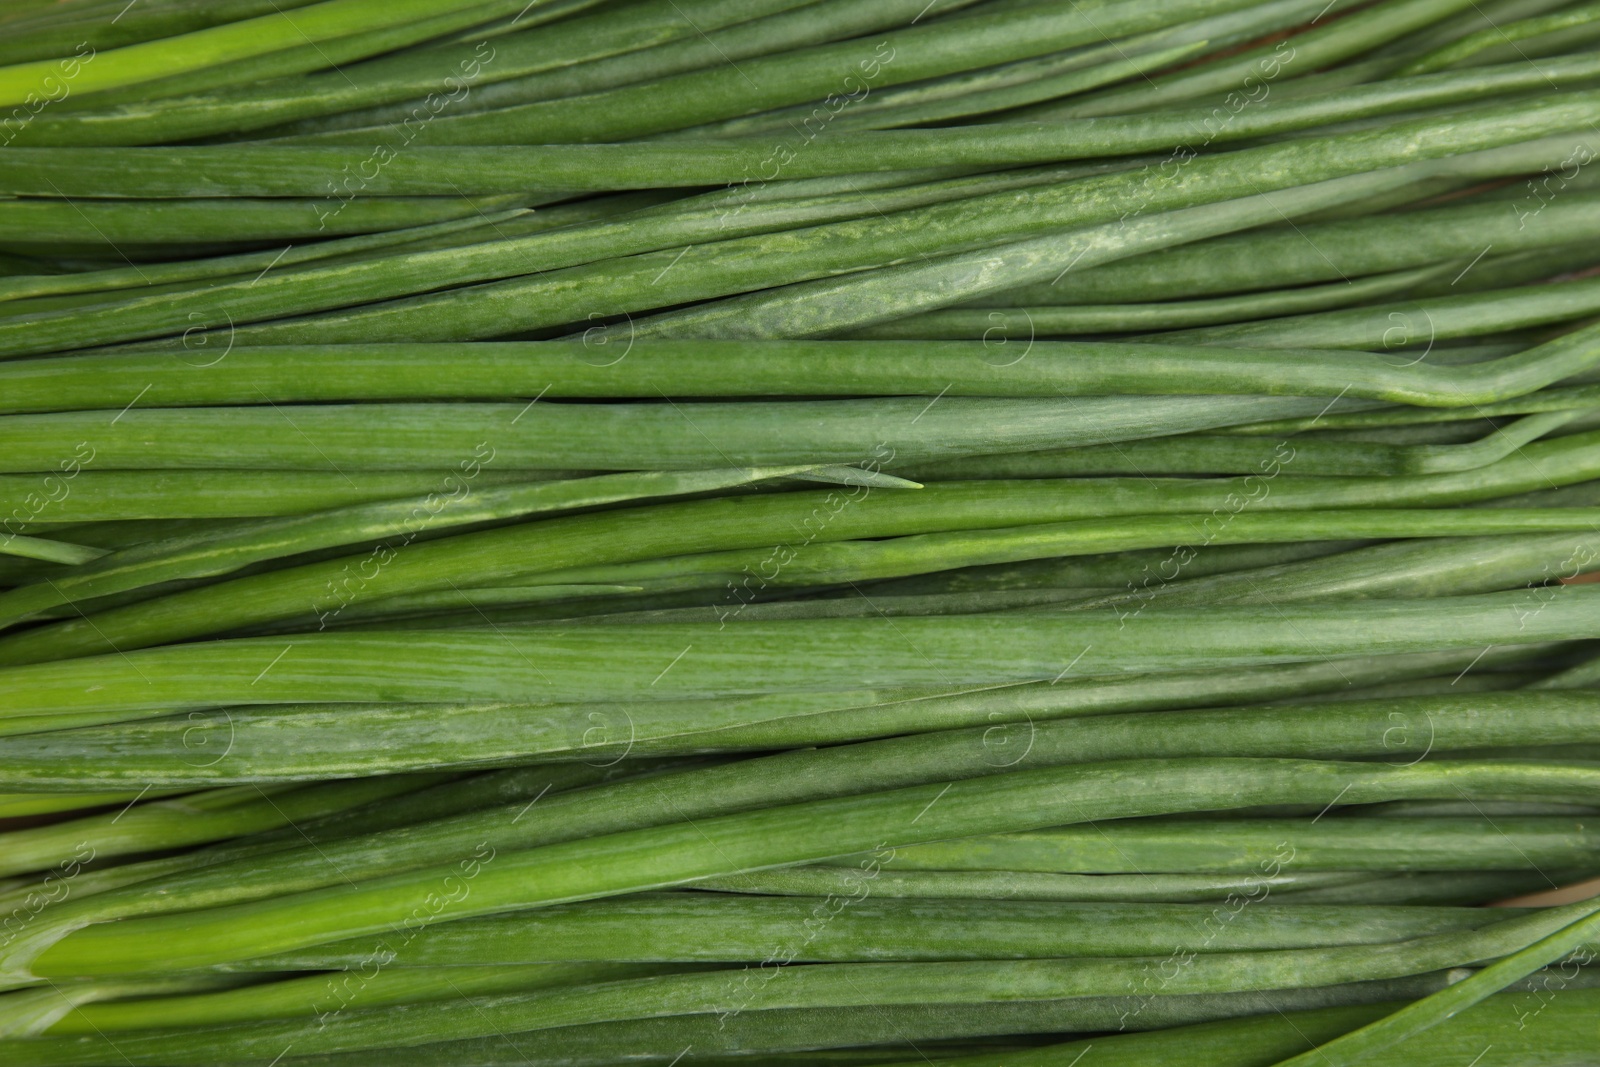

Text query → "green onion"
[1268,900,1600,1067]
[13,912,1583,1044]
[299,0,1270,145]
[0,0,531,108]
[887,815,1600,873]
[0,466,826,630]
[0,534,103,566]
[891,988,1600,1067]
[1402,1,1600,74]
[12,757,1600,977]
[1,7,1596,1063]
[0,775,443,878]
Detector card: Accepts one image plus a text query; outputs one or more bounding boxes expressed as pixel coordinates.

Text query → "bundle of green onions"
[0,0,1599,1063]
